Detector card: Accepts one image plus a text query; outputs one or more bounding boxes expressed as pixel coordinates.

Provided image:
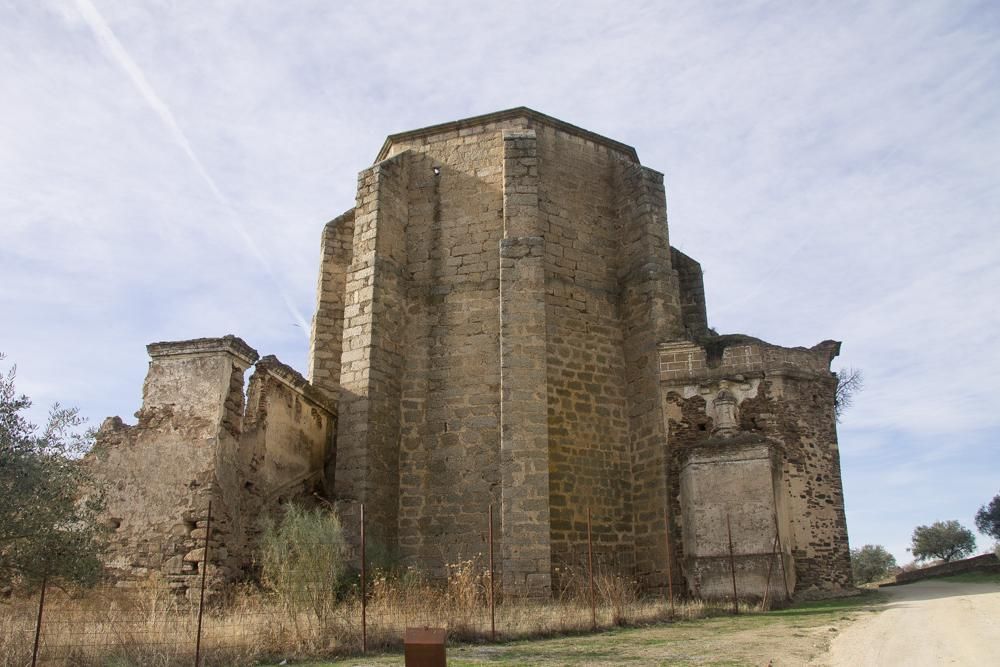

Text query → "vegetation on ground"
[934,572,1000,585]
[306,592,885,667]
[258,504,348,620]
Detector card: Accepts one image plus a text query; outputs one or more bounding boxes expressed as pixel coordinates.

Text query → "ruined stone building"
[87,108,852,600]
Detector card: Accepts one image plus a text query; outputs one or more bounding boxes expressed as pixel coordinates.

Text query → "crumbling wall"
[86,336,258,596]
[242,355,337,514]
[679,439,792,598]
[670,247,709,338]
[308,209,355,401]
[87,336,335,595]
[660,337,852,597]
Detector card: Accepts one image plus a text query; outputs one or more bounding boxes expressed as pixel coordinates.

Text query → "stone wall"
[670,247,708,338]
[679,440,792,598]
[536,126,634,591]
[87,109,853,602]
[308,209,355,401]
[87,336,335,595]
[891,553,1000,585]
[307,107,852,599]
[242,355,336,505]
[660,336,852,597]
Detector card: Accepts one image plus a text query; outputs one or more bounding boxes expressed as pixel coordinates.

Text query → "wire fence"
[1,503,787,666]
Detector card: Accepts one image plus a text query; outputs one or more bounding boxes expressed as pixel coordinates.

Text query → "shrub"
[850,544,896,584]
[258,505,347,620]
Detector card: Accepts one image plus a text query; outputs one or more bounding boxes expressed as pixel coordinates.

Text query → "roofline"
[374,107,639,163]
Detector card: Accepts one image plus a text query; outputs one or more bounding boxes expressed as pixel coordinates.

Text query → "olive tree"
[974,492,1000,542]
[0,354,106,588]
[910,520,976,563]
[851,544,897,583]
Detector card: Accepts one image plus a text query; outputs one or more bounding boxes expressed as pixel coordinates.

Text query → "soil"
[818,579,1000,666]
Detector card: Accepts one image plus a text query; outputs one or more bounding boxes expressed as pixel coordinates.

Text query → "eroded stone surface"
[88,108,851,599]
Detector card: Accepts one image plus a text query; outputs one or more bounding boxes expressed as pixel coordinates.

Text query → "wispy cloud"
[72,0,309,334]
[3,0,998,565]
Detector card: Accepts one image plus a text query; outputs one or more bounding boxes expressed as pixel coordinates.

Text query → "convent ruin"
[86,108,852,600]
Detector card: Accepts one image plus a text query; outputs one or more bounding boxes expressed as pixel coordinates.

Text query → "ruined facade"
[88,108,851,599]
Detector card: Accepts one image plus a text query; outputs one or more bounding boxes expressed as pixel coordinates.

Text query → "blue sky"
[2,0,998,565]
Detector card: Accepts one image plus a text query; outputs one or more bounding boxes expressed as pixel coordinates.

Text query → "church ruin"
[87,108,852,599]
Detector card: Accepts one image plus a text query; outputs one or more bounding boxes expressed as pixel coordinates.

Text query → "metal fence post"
[360,503,367,654]
[663,507,675,618]
[726,514,738,615]
[195,500,212,667]
[489,503,496,641]
[774,514,790,601]
[762,531,779,609]
[587,507,596,631]
[30,574,47,667]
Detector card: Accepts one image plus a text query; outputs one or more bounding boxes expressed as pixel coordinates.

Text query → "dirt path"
[819,580,1000,666]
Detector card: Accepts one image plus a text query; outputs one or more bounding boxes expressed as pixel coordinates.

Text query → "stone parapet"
[147,335,259,367]
[659,337,841,384]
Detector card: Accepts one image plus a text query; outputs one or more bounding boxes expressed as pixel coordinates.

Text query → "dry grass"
[0,565,770,666]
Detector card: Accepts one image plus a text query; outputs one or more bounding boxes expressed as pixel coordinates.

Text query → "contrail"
[73,0,311,336]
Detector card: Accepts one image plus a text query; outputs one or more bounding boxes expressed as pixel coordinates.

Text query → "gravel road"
[820,579,1000,666]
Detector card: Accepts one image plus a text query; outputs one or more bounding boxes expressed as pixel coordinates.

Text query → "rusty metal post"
[488,503,496,641]
[587,507,596,631]
[361,503,367,654]
[762,531,778,609]
[773,514,790,601]
[726,514,738,615]
[663,507,675,618]
[30,574,47,667]
[195,500,212,667]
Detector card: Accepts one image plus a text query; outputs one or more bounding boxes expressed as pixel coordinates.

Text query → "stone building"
[87,108,852,599]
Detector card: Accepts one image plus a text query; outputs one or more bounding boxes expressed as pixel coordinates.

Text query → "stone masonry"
[88,108,852,599]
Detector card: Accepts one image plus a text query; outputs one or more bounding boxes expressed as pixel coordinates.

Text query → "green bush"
[911,520,976,562]
[258,505,347,620]
[850,544,896,584]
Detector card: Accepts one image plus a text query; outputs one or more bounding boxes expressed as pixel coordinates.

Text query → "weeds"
[0,562,772,666]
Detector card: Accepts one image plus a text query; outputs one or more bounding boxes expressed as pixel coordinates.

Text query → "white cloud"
[2,0,998,558]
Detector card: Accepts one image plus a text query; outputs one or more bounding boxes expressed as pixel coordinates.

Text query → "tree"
[0,354,106,588]
[834,367,863,422]
[851,544,897,584]
[974,492,1000,541]
[910,520,976,563]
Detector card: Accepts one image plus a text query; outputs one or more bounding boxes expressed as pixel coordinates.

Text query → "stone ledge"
[255,355,337,415]
[375,106,640,163]
[147,335,259,366]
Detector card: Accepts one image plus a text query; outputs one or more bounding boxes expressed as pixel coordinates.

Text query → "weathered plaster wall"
[88,337,335,595]
[86,336,258,596]
[660,337,852,597]
[679,441,792,598]
[243,355,336,502]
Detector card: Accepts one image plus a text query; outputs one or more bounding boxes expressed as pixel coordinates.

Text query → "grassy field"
[933,571,1000,585]
[304,592,886,667]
